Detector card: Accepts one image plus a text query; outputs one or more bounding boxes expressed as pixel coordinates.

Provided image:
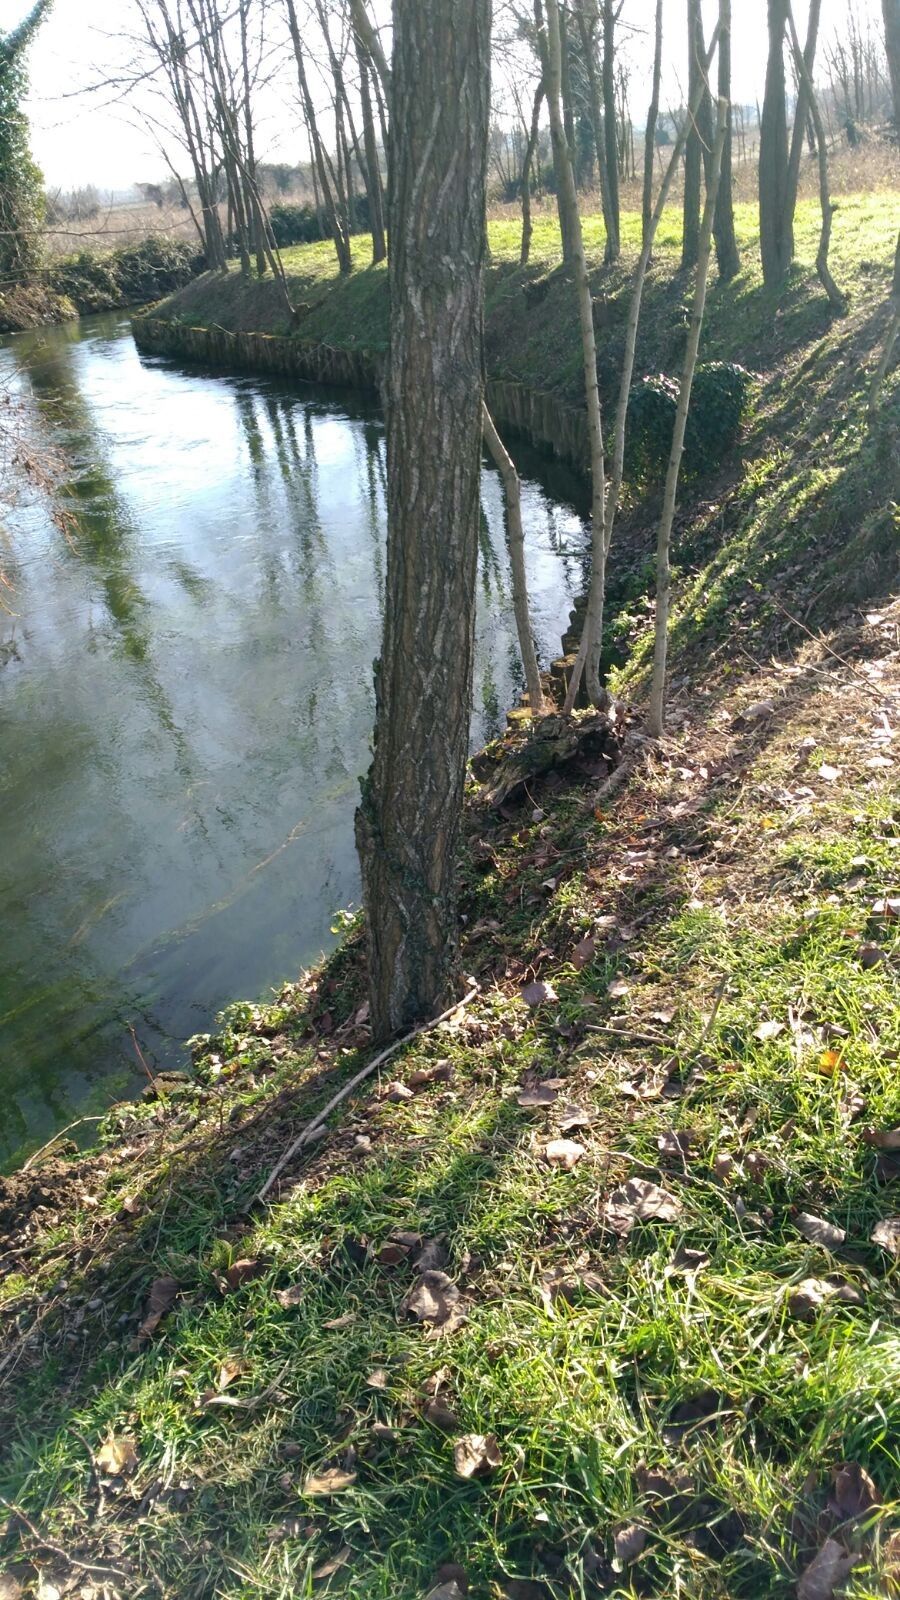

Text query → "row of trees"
[354,0,900,1039]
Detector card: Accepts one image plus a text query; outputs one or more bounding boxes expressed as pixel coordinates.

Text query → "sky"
[11,0,887,195]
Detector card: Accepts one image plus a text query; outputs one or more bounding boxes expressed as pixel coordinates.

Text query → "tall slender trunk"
[642,0,663,249]
[883,0,900,128]
[574,0,616,260]
[356,44,387,263]
[534,0,578,263]
[785,0,822,222]
[565,20,722,711]
[713,0,740,279]
[542,0,608,711]
[648,59,729,738]
[601,0,621,262]
[356,0,491,1042]
[481,405,544,714]
[786,2,844,310]
[239,0,266,276]
[683,0,713,270]
[759,0,793,285]
[285,0,352,274]
[520,78,545,266]
[869,231,900,416]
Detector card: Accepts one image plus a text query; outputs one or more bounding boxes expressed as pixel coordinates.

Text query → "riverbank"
[1,197,899,1598]
[0,238,203,334]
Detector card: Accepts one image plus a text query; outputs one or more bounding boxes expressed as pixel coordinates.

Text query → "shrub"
[625,361,754,484]
[49,236,201,313]
[268,196,372,249]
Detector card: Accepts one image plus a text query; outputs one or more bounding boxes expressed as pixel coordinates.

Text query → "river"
[0,313,590,1169]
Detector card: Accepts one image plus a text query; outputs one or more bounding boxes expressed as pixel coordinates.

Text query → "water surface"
[0,314,589,1167]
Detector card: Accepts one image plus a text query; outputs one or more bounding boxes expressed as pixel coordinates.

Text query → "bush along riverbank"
[0,237,204,333]
[0,199,898,1598]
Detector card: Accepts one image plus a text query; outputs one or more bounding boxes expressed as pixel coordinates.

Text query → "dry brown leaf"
[797,1539,854,1600]
[136,1274,179,1342]
[608,977,630,999]
[452,1433,502,1479]
[658,1129,693,1160]
[384,1081,414,1102]
[322,1312,356,1330]
[871,1216,900,1256]
[375,1242,410,1267]
[558,1105,591,1132]
[871,897,900,919]
[521,980,558,1007]
[862,1128,900,1151]
[613,1522,647,1567]
[402,1271,462,1331]
[667,1245,711,1276]
[818,764,841,783]
[857,943,886,969]
[712,1151,734,1181]
[572,936,597,970]
[96,1435,139,1476]
[275,1283,305,1309]
[303,1466,357,1496]
[0,1578,23,1600]
[543,1138,585,1170]
[516,1086,558,1108]
[312,1546,351,1581]
[415,1238,449,1273]
[830,1461,881,1519]
[754,1019,785,1042]
[605,1178,681,1237]
[224,1258,265,1292]
[366,1368,389,1390]
[786,1278,842,1319]
[795,1214,846,1249]
[424,1397,461,1433]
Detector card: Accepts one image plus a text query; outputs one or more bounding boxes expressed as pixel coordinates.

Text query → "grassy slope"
[1,201,899,1599]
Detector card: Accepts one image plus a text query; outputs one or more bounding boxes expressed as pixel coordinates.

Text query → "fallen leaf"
[452,1433,502,1479]
[871,1216,900,1256]
[521,980,558,1007]
[313,1546,351,1581]
[384,1081,414,1102]
[375,1242,410,1267]
[650,1005,676,1025]
[0,1579,22,1600]
[605,1178,681,1237]
[713,1151,734,1181]
[829,1461,880,1519]
[426,1564,469,1599]
[425,1585,465,1600]
[871,898,900,919]
[224,1258,265,1292]
[658,1129,693,1160]
[608,977,630,998]
[424,1397,461,1432]
[366,1368,389,1390]
[558,1105,591,1132]
[795,1213,846,1249]
[136,1275,179,1341]
[275,1283,305,1309]
[402,1271,463,1331]
[754,1019,785,1042]
[516,1085,558,1108]
[217,1356,246,1391]
[818,1050,846,1077]
[862,1128,900,1151]
[96,1435,139,1476]
[797,1538,854,1600]
[414,1238,449,1273]
[786,1278,843,1319]
[857,942,886,968]
[303,1466,357,1496]
[572,935,597,970]
[817,764,841,783]
[36,1584,61,1600]
[667,1245,711,1276]
[613,1522,647,1568]
[744,1150,769,1180]
[543,1139,585,1170]
[322,1312,356,1330]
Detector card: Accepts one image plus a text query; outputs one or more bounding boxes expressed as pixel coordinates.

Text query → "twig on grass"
[0,1495,129,1581]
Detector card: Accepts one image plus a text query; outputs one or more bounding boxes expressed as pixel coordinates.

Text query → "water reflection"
[0,314,589,1167]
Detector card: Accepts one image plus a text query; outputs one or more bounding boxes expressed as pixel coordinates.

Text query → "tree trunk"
[356,45,387,263]
[642,0,663,249]
[356,0,491,1043]
[713,0,740,279]
[786,2,844,311]
[534,0,578,264]
[565,18,722,711]
[785,0,821,222]
[683,0,713,270]
[601,0,621,262]
[285,0,352,274]
[481,404,545,715]
[574,0,616,261]
[520,78,545,266]
[868,231,900,417]
[759,0,793,286]
[884,0,900,129]
[648,61,729,739]
[541,0,608,712]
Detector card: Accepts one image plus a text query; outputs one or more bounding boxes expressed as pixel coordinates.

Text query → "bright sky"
[11,0,887,194]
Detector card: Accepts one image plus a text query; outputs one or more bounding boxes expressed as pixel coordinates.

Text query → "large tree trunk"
[884,0,900,129]
[356,0,491,1042]
[648,46,729,739]
[713,0,740,279]
[759,0,793,286]
[682,0,713,270]
[642,0,663,249]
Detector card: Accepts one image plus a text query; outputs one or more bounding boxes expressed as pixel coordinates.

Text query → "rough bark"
[683,0,713,270]
[356,0,491,1042]
[786,2,845,311]
[884,0,900,128]
[713,0,740,279]
[542,0,607,712]
[481,404,545,715]
[642,0,663,249]
[648,68,729,739]
[759,0,793,286]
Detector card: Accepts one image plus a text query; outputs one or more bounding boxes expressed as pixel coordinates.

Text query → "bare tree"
[482,406,545,713]
[786,1,844,311]
[519,76,545,266]
[648,15,729,738]
[683,0,713,270]
[285,0,352,274]
[642,0,663,249]
[573,0,618,262]
[759,0,793,285]
[713,0,739,280]
[601,0,621,261]
[884,0,900,127]
[355,0,492,1040]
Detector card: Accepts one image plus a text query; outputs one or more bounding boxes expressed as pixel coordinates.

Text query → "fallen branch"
[0,1495,129,1581]
[21,1116,104,1172]
[256,987,479,1203]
